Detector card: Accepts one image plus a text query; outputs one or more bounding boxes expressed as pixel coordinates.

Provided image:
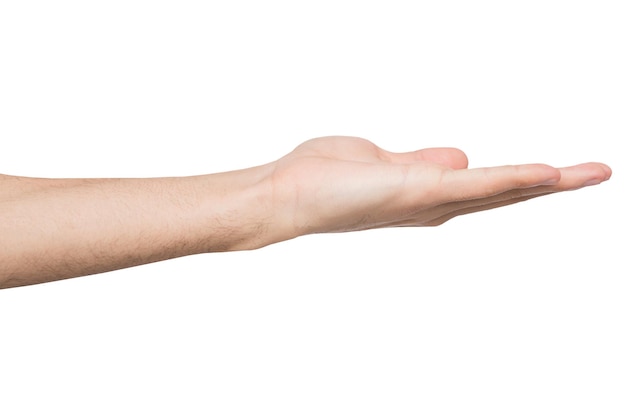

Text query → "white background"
[0,1,624,416]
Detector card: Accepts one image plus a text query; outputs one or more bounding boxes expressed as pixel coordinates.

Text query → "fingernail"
[543,177,560,185]
[583,178,602,186]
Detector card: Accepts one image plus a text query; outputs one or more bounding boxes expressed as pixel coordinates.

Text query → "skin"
[0,136,612,289]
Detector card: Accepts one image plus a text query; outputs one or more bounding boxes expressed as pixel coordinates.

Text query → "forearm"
[0,136,611,289]
[0,165,278,288]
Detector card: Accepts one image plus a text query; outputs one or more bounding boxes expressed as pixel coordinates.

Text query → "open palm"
[269,136,611,237]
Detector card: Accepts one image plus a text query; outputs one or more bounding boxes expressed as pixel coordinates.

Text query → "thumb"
[384,147,469,169]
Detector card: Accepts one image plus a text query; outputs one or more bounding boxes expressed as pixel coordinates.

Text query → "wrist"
[195,162,293,252]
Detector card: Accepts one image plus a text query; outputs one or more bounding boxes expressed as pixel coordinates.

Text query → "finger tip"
[586,162,612,183]
[445,147,469,169]
[600,163,612,180]
[415,147,469,169]
[574,162,612,187]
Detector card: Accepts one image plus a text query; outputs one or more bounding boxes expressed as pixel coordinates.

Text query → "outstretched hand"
[0,136,612,288]
[268,136,611,239]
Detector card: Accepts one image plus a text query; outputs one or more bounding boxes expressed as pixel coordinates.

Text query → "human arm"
[0,165,278,288]
[0,136,612,289]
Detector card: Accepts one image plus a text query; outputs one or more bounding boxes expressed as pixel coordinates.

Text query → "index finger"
[438,164,562,203]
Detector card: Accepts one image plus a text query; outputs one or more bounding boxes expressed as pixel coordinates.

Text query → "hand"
[0,136,611,288]
[268,136,611,238]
